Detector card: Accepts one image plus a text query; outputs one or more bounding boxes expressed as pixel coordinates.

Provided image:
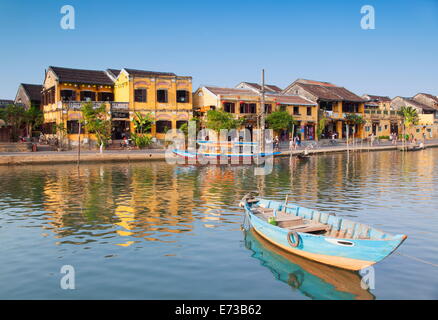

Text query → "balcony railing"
[110,102,129,110]
[58,101,129,111]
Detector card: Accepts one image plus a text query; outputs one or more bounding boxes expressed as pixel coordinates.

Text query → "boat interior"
[247,197,392,241]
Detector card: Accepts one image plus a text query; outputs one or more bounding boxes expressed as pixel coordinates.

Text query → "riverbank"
[1,140,438,165]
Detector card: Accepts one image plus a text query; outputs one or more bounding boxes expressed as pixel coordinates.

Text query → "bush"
[378,136,390,140]
[131,133,152,149]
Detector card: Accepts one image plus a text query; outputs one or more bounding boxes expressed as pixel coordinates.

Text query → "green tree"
[23,105,43,138]
[400,106,419,128]
[132,112,153,134]
[316,111,327,139]
[344,113,365,125]
[80,102,111,148]
[266,111,295,132]
[130,112,153,149]
[0,104,26,141]
[205,110,242,132]
[53,122,67,149]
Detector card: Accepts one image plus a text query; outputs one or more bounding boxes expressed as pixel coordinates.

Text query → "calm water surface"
[1,149,437,299]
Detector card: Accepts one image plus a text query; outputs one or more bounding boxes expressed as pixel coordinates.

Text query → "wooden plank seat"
[288,221,330,233]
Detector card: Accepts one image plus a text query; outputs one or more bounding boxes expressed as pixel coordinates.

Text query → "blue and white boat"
[173,140,281,163]
[240,194,407,271]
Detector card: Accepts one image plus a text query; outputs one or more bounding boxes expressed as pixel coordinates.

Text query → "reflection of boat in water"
[173,140,281,164]
[244,229,375,300]
[241,195,407,270]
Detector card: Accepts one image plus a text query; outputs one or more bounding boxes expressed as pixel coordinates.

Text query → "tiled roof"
[205,86,255,96]
[296,82,365,102]
[49,66,114,85]
[396,97,436,112]
[415,93,438,104]
[123,68,177,77]
[365,94,391,102]
[106,69,121,78]
[21,84,43,102]
[295,79,338,87]
[240,82,282,93]
[0,99,13,107]
[267,94,317,106]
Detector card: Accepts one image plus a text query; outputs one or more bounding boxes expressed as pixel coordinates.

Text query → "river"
[0,149,437,299]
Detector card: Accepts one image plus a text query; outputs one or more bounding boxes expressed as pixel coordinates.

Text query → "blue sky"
[0,0,437,99]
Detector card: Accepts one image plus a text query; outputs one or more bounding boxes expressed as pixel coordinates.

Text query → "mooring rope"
[396,252,438,268]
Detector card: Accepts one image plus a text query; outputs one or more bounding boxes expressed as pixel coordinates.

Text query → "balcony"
[58,101,129,111]
[110,102,129,110]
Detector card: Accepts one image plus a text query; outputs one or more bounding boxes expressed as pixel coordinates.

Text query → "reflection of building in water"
[41,164,198,244]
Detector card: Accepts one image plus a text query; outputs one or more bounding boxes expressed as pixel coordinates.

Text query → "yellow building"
[193,86,318,140]
[41,66,192,146]
[111,68,193,140]
[282,79,366,139]
[41,66,116,146]
[362,94,401,138]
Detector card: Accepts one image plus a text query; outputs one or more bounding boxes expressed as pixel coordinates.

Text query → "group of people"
[272,135,302,151]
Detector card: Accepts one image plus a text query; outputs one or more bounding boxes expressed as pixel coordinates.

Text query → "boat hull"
[243,198,407,271]
[172,149,281,165]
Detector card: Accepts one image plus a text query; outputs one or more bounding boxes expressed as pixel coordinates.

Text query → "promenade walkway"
[1,139,437,166]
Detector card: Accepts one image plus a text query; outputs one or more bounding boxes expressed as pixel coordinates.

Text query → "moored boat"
[173,140,281,164]
[240,194,407,271]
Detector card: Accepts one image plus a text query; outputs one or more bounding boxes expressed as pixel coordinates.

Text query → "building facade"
[362,94,402,137]
[192,86,317,140]
[282,79,366,139]
[14,83,43,110]
[40,66,192,146]
[112,68,192,140]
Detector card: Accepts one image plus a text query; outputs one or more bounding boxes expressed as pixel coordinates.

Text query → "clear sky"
[0,0,437,99]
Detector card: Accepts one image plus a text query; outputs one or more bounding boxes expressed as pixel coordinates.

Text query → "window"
[80,91,96,102]
[157,90,168,103]
[239,103,256,114]
[60,90,76,102]
[307,107,312,116]
[176,90,189,103]
[293,106,300,115]
[223,102,235,113]
[176,120,188,129]
[67,120,84,134]
[156,120,172,133]
[99,92,114,101]
[279,105,286,112]
[134,89,147,102]
[342,102,359,113]
[264,104,272,114]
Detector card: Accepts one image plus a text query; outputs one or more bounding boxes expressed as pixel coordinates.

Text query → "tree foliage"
[400,106,419,128]
[0,104,26,141]
[345,113,365,125]
[80,102,111,147]
[266,111,295,131]
[205,110,242,132]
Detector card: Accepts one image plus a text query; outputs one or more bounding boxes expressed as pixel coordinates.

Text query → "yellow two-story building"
[111,68,192,140]
[41,66,193,146]
[193,86,317,140]
[41,66,116,145]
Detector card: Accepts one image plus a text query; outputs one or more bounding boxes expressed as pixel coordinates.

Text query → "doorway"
[112,120,130,140]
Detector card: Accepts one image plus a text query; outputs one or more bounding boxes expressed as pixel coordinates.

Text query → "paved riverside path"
[1,140,438,165]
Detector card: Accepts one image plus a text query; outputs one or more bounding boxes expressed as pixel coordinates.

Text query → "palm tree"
[400,106,419,147]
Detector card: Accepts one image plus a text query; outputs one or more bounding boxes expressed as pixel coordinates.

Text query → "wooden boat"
[296,152,311,160]
[240,194,407,271]
[173,140,281,164]
[398,145,425,152]
[245,229,375,299]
